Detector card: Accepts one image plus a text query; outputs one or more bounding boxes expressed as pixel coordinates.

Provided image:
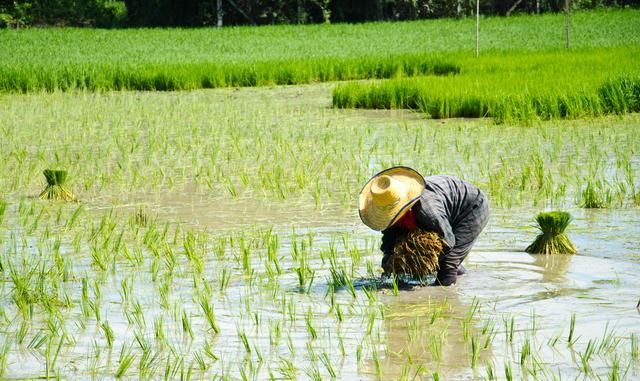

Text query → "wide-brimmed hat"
[359,166,425,231]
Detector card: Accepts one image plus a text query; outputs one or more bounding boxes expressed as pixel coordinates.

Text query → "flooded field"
[0,84,639,380]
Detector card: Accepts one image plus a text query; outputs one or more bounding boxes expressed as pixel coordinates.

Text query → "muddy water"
[343,208,638,378]
[2,84,640,380]
[56,200,638,380]
[367,208,640,379]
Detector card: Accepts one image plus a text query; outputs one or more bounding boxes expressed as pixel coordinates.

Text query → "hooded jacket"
[380,175,489,285]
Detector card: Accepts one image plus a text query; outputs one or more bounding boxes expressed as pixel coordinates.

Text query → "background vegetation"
[1,9,638,95]
[0,0,638,27]
[333,47,640,123]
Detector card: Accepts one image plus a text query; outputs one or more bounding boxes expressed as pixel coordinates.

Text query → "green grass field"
[333,47,640,123]
[0,9,638,93]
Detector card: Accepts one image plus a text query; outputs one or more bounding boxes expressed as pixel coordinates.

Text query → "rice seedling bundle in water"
[39,169,76,201]
[383,229,443,277]
[525,211,576,255]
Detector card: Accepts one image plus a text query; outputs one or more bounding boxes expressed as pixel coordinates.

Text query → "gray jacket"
[381,175,489,285]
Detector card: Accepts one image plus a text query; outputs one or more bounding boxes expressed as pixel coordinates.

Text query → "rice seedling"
[218,267,231,293]
[568,313,578,346]
[277,357,297,380]
[504,315,516,344]
[305,364,322,381]
[607,355,626,381]
[334,303,344,323]
[428,332,444,362]
[525,211,577,255]
[115,343,135,378]
[160,354,181,381]
[181,310,194,340]
[471,334,480,368]
[39,169,77,201]
[238,329,251,354]
[327,256,350,289]
[504,362,513,381]
[319,353,336,379]
[101,321,115,348]
[390,275,400,296]
[0,200,7,225]
[133,330,151,355]
[481,320,497,350]
[46,332,65,375]
[579,181,612,208]
[520,337,531,368]
[294,251,315,293]
[578,339,596,374]
[597,323,622,354]
[119,277,133,306]
[0,338,10,379]
[372,347,382,380]
[382,229,443,278]
[139,348,160,379]
[199,295,220,335]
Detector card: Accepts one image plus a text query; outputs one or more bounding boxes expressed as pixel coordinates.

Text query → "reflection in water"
[530,253,572,283]
[360,288,492,380]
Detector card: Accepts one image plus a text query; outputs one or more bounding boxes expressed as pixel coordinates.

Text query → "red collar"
[392,209,416,230]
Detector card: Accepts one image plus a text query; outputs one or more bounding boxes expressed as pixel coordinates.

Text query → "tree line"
[0,0,637,28]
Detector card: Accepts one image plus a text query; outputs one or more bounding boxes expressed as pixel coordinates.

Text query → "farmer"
[358,166,490,286]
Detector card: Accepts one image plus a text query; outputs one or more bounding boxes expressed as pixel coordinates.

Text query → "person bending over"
[358,166,490,286]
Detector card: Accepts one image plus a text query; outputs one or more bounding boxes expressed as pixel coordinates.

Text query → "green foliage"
[525,211,577,255]
[0,1,32,28]
[598,76,640,114]
[579,181,612,208]
[2,0,635,27]
[1,9,638,92]
[0,55,458,92]
[333,48,640,122]
[0,0,126,28]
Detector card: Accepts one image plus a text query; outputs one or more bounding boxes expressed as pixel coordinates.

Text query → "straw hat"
[359,166,425,231]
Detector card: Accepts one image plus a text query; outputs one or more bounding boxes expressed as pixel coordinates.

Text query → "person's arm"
[413,203,455,250]
[434,214,455,252]
[430,215,459,286]
[413,201,458,286]
[380,226,405,267]
[435,256,458,286]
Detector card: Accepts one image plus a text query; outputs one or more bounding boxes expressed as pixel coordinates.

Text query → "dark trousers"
[442,193,490,270]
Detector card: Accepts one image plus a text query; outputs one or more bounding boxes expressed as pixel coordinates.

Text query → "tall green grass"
[0,55,459,92]
[0,9,638,92]
[333,48,640,123]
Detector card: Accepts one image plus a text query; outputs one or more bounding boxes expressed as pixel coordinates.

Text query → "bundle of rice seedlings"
[383,229,443,277]
[525,211,576,255]
[39,169,77,201]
